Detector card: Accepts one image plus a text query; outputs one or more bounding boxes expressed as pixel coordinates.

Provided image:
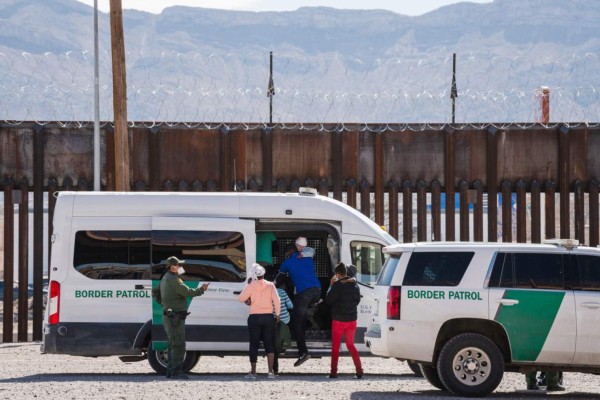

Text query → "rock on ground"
[1,342,599,399]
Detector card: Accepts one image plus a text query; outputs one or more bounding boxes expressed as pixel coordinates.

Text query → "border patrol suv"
[365,239,600,397]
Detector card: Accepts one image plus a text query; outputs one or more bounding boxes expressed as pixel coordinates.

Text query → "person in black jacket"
[324,262,363,379]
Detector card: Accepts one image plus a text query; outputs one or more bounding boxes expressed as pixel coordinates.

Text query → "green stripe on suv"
[495,290,565,362]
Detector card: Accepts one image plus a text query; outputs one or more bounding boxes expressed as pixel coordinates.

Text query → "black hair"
[275,273,288,289]
[284,243,297,259]
[264,265,278,282]
[285,243,297,252]
[334,262,347,276]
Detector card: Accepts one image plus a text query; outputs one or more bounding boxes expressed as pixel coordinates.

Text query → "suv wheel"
[419,364,447,390]
[436,333,504,397]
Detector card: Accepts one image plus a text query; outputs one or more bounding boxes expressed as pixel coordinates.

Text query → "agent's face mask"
[177,267,186,275]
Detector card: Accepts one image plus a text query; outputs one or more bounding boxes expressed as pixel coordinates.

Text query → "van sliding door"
[150,217,256,352]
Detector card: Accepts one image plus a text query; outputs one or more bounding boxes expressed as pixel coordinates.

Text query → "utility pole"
[109,0,130,191]
[267,51,275,126]
[451,53,458,125]
[93,0,100,191]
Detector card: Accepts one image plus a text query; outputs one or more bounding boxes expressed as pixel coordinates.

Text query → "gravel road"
[1,342,600,400]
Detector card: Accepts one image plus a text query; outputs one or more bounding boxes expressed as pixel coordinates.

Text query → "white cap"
[295,237,307,247]
[252,263,265,277]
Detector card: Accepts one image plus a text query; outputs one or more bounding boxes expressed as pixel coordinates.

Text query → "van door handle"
[581,302,600,309]
[233,291,241,295]
[497,299,519,306]
[135,284,152,290]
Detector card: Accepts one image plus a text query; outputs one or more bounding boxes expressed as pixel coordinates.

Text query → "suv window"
[376,254,402,286]
[489,252,564,289]
[350,241,386,286]
[576,255,600,291]
[488,253,514,288]
[402,252,474,287]
[73,231,151,280]
[151,230,246,282]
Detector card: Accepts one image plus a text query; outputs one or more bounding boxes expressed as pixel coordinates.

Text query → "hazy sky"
[75,0,493,16]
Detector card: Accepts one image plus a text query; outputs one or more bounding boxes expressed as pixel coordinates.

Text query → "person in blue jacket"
[279,237,321,367]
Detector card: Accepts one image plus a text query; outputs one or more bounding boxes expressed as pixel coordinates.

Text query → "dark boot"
[525,371,539,390]
[546,371,565,391]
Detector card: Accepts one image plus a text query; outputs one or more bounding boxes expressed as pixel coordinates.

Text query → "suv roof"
[383,240,594,254]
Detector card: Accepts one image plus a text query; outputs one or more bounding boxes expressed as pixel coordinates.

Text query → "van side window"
[326,235,340,268]
[402,252,474,287]
[350,241,385,286]
[576,255,600,291]
[514,253,564,289]
[73,231,151,280]
[151,230,246,282]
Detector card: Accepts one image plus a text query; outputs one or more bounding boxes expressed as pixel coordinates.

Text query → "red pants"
[330,319,363,375]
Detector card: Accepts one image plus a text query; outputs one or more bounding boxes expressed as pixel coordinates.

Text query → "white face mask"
[177,267,186,275]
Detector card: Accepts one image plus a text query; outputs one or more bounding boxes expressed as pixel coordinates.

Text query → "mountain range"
[0,0,598,124]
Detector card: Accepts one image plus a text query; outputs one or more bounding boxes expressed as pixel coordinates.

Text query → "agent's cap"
[166,256,185,266]
[295,237,308,247]
[252,263,266,277]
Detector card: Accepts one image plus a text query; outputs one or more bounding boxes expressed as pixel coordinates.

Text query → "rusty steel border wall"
[2,122,600,342]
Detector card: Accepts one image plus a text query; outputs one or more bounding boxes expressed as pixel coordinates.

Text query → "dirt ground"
[1,342,600,400]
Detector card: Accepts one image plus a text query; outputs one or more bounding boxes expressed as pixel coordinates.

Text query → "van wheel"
[436,333,504,397]
[420,364,447,391]
[407,361,423,377]
[147,345,200,375]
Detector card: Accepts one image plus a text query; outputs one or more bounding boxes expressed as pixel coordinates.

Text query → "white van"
[42,189,397,373]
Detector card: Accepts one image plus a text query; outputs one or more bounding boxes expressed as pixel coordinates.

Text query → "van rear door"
[343,235,389,351]
[151,217,256,352]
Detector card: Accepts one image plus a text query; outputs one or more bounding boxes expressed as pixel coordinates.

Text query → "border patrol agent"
[152,256,209,379]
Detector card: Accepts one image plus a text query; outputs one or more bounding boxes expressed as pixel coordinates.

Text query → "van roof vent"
[298,187,317,196]
[544,238,579,249]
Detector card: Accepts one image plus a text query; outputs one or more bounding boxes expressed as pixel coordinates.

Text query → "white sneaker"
[267,372,276,379]
[245,373,257,379]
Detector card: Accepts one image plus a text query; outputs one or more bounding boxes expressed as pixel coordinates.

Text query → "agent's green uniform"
[152,271,206,377]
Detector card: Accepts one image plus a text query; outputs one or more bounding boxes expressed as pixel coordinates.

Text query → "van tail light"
[48,281,61,325]
[387,286,401,320]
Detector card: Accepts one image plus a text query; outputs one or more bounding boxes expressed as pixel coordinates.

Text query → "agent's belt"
[163,309,189,317]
